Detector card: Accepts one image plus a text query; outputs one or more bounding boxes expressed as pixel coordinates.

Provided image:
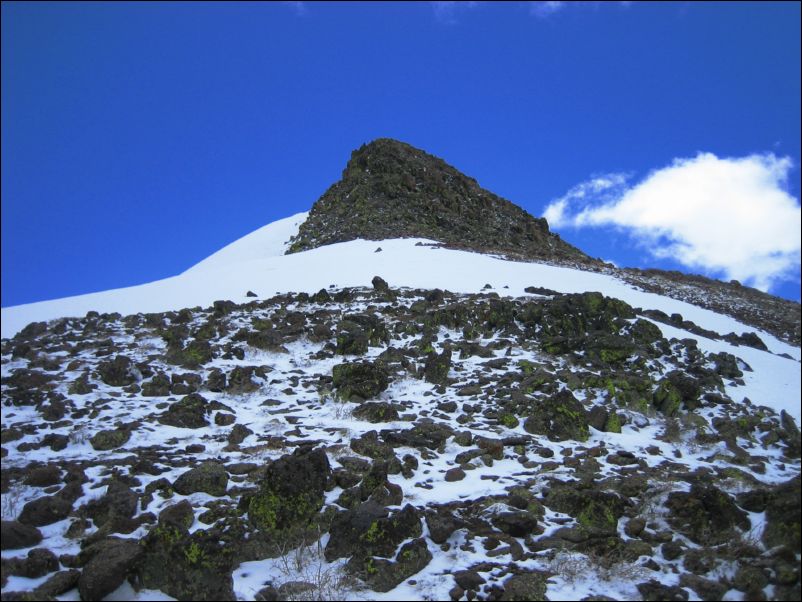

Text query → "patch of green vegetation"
[183,542,205,565]
[248,490,280,532]
[500,413,520,429]
[362,520,385,543]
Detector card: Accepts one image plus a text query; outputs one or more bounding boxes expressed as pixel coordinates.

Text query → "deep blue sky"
[3,1,800,306]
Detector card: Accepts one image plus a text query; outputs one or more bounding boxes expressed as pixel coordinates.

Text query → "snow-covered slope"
[0,213,796,352]
[3,213,800,421]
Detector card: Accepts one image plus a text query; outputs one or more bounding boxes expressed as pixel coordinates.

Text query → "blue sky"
[2,1,800,306]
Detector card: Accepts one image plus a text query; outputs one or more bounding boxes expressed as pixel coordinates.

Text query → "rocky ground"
[1,279,800,601]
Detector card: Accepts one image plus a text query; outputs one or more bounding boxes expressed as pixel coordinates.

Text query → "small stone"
[445,468,466,482]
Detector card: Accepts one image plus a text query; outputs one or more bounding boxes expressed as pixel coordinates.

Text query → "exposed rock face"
[287,138,588,263]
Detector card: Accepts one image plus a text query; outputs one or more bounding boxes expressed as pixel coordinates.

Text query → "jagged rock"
[287,138,587,262]
[666,483,750,546]
[248,447,330,533]
[332,361,389,401]
[97,355,138,387]
[325,502,422,561]
[85,480,138,528]
[78,537,143,601]
[158,393,212,429]
[523,389,589,442]
[173,461,229,497]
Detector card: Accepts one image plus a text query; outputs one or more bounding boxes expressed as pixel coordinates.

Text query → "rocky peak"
[287,138,590,262]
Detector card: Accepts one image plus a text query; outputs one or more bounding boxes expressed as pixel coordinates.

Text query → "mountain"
[1,141,800,602]
[287,138,589,263]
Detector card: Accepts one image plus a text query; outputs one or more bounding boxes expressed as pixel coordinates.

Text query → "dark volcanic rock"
[0,521,43,550]
[78,537,143,601]
[666,483,750,546]
[287,138,588,263]
[332,361,390,401]
[248,447,330,533]
[173,461,229,497]
[523,389,589,442]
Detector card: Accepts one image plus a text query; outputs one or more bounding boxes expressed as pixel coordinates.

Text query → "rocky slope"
[1,139,800,601]
[286,138,589,263]
[1,279,800,601]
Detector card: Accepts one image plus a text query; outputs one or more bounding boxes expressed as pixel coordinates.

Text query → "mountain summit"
[287,138,588,262]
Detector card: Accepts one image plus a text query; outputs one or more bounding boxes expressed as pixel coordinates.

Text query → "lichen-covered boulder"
[173,461,229,497]
[665,483,750,546]
[248,447,330,534]
[97,355,138,387]
[158,393,212,429]
[424,348,451,385]
[762,475,801,552]
[543,483,627,537]
[523,389,589,442]
[90,428,131,451]
[332,361,390,401]
[353,402,399,423]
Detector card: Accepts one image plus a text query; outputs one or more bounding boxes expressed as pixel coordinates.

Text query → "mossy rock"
[347,537,432,593]
[97,356,137,387]
[332,361,390,401]
[544,484,627,537]
[523,389,589,442]
[500,571,550,601]
[665,483,750,546]
[423,348,451,385]
[90,428,131,451]
[353,402,400,423]
[158,393,211,429]
[173,461,229,497]
[247,447,330,535]
[762,475,801,552]
[139,523,236,600]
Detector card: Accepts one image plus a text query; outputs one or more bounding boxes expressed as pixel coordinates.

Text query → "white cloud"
[431,1,482,24]
[529,1,631,18]
[543,153,802,292]
[282,1,307,16]
[530,2,566,18]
